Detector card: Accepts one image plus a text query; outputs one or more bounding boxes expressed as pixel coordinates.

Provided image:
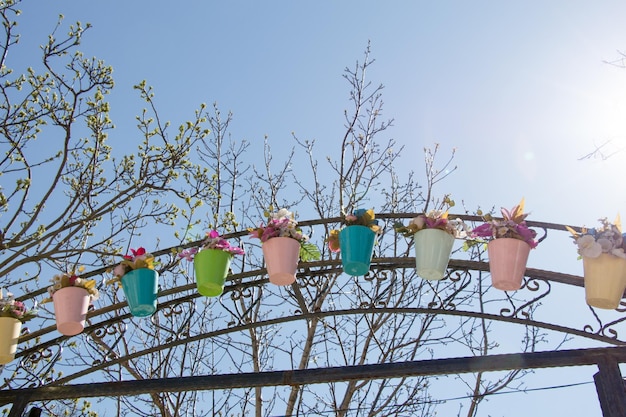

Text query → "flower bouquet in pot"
[328,209,382,276]
[178,230,244,297]
[109,247,158,317]
[395,199,467,280]
[42,267,99,336]
[0,289,37,364]
[249,208,321,285]
[566,217,626,310]
[471,198,538,291]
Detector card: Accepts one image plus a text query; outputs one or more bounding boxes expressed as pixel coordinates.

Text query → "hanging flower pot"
[0,317,21,365]
[43,269,99,336]
[0,290,36,364]
[582,253,626,310]
[471,199,538,291]
[262,236,301,285]
[414,228,455,281]
[394,206,466,281]
[194,248,232,297]
[487,238,531,291]
[249,208,321,286]
[121,268,159,317]
[339,225,376,276]
[53,286,91,336]
[178,230,244,296]
[566,217,626,310]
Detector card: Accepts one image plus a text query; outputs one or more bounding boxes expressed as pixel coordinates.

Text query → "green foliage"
[299,241,321,262]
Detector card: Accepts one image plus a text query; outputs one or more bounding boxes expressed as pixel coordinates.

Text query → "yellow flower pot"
[583,253,626,310]
[0,317,22,365]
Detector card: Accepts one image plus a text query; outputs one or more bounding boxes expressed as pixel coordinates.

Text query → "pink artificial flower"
[12,300,25,315]
[345,214,357,222]
[178,248,198,261]
[472,223,493,238]
[515,224,538,248]
[113,264,128,277]
[131,247,146,257]
[69,275,78,286]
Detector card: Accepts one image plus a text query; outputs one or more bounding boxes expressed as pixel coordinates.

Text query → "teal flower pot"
[121,268,159,317]
[339,225,376,276]
[194,249,232,297]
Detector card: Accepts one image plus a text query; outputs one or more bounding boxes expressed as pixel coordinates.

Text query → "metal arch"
[26,305,626,389]
[3,214,625,412]
[9,264,625,388]
[9,256,598,357]
[9,271,626,382]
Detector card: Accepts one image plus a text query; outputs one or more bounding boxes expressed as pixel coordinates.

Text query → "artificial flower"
[42,266,100,303]
[178,230,244,262]
[249,207,321,262]
[0,288,38,323]
[471,198,538,248]
[566,216,626,259]
[327,208,382,253]
[113,247,155,278]
[395,209,467,238]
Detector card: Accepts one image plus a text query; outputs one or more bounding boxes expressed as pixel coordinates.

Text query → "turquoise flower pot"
[339,225,376,276]
[121,268,159,317]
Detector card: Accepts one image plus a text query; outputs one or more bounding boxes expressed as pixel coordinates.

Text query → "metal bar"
[2,346,626,405]
[594,357,626,417]
[7,394,29,417]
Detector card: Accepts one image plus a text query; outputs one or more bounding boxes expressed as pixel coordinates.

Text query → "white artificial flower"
[410,216,426,229]
[273,208,292,219]
[611,248,626,259]
[577,234,603,258]
[114,264,127,277]
[597,238,614,253]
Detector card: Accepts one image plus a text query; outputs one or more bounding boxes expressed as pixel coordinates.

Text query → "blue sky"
[12,1,626,416]
[16,0,623,227]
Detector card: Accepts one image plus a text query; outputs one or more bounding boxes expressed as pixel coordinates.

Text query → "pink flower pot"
[0,317,21,365]
[487,238,531,291]
[262,237,300,285]
[53,286,91,336]
[583,253,626,310]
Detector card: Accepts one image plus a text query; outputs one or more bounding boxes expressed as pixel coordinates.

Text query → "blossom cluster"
[395,210,467,238]
[328,209,381,253]
[44,269,100,303]
[249,208,309,244]
[566,217,626,259]
[113,247,155,278]
[0,288,37,323]
[471,199,538,248]
[178,230,244,261]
